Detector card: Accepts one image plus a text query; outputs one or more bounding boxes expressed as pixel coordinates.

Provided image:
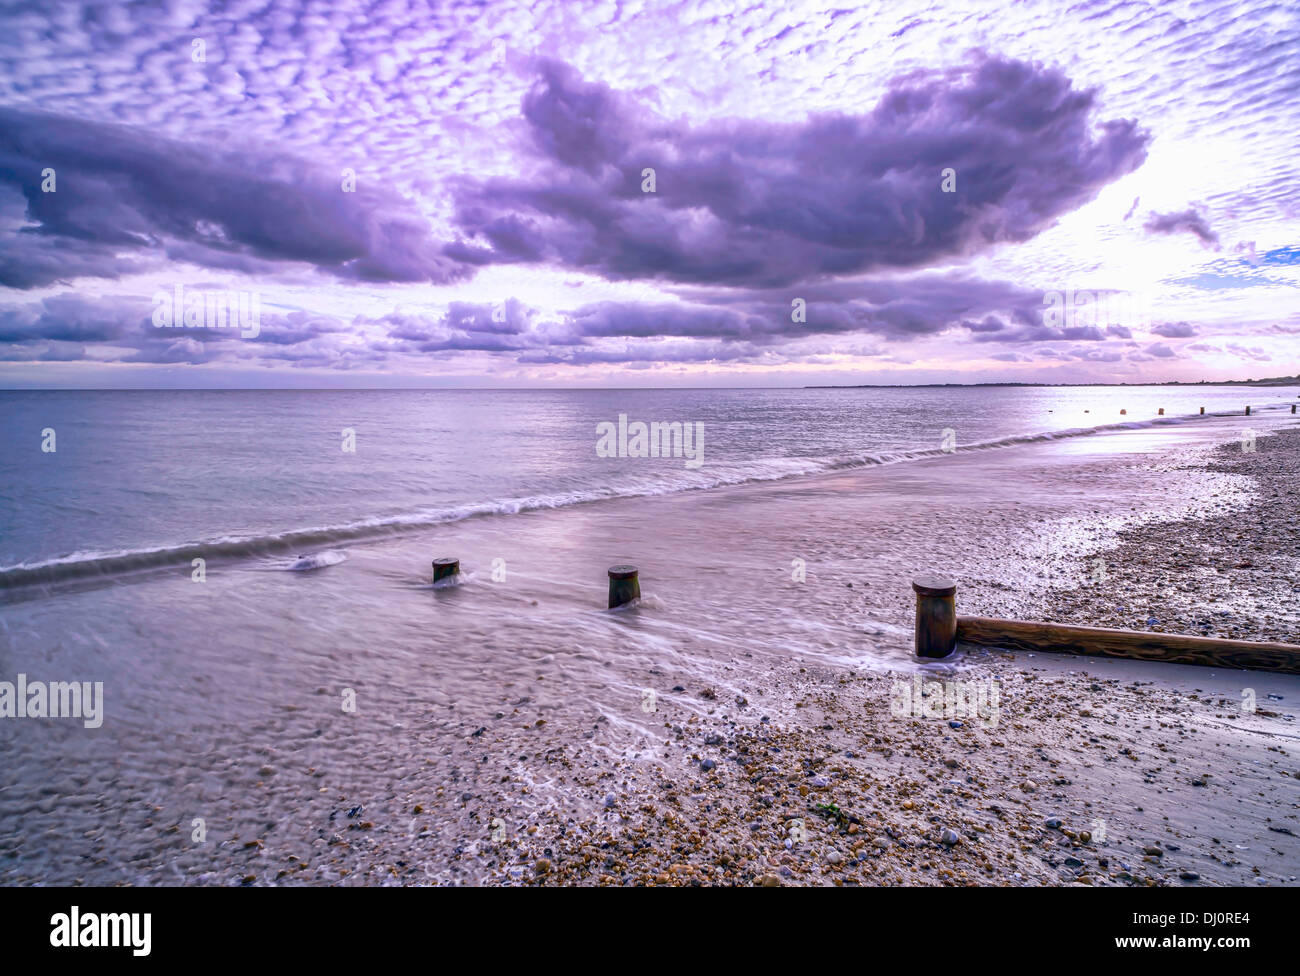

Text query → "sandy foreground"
[333,427,1300,887]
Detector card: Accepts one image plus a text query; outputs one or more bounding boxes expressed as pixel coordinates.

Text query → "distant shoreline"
[806,377,1300,389]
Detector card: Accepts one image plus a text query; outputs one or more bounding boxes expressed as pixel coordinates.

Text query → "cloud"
[1143,207,1220,248]
[0,108,474,289]
[1150,321,1197,338]
[0,292,353,365]
[1225,342,1271,362]
[449,54,1150,288]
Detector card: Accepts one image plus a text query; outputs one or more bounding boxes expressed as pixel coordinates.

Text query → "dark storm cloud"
[1143,207,1221,248]
[450,54,1150,288]
[0,108,474,289]
[1150,321,1197,338]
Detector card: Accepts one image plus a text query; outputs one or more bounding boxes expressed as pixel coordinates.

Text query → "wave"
[285,550,348,572]
[0,404,1286,590]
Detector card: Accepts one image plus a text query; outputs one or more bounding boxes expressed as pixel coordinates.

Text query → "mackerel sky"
[0,0,1296,387]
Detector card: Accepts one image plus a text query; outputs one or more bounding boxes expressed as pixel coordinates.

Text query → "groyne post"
[608,565,641,608]
[912,576,957,659]
[432,557,460,583]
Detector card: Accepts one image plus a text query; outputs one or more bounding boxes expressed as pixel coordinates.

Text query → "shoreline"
[474,426,1300,886]
[1,417,1297,887]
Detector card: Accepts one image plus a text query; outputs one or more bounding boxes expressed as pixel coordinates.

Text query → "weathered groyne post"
[912,573,1300,673]
[912,576,957,659]
[1120,409,1127,415]
[1158,408,1164,415]
[432,557,460,583]
[1200,407,1205,414]
[1292,404,1297,414]
[608,565,640,608]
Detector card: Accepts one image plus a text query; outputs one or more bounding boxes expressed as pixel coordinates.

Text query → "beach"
[0,394,1297,886]
[487,429,1300,887]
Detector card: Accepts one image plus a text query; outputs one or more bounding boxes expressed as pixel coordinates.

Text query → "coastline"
[1,415,1297,888]
[481,427,1300,887]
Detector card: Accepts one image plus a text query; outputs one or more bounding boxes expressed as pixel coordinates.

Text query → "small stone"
[825,850,843,865]
[1180,870,1200,881]
[700,759,717,772]
[760,874,781,887]
[1044,816,1063,829]
[535,858,551,875]
[1143,846,1164,857]
[940,828,960,846]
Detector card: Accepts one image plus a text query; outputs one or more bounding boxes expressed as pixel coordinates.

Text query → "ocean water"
[0,385,1297,884]
[1,385,1295,578]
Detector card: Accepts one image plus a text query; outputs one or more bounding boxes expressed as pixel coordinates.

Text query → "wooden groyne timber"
[913,577,1300,675]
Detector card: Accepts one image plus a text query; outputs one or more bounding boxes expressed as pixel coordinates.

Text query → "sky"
[0,0,1296,388]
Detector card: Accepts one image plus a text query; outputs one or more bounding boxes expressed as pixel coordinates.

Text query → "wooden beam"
[956,616,1300,675]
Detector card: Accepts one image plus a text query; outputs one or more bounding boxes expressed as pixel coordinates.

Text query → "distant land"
[806,375,1300,389]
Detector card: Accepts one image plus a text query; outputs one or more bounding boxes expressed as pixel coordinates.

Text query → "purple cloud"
[0,109,474,289]
[449,54,1150,288]
[1143,207,1221,248]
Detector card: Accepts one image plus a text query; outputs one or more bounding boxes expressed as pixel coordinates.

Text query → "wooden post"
[1200,407,1205,414]
[432,557,459,583]
[1246,405,1251,416]
[1158,407,1164,415]
[1120,409,1126,415]
[608,565,640,608]
[1292,404,1296,414]
[957,617,1300,674]
[913,576,957,659]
